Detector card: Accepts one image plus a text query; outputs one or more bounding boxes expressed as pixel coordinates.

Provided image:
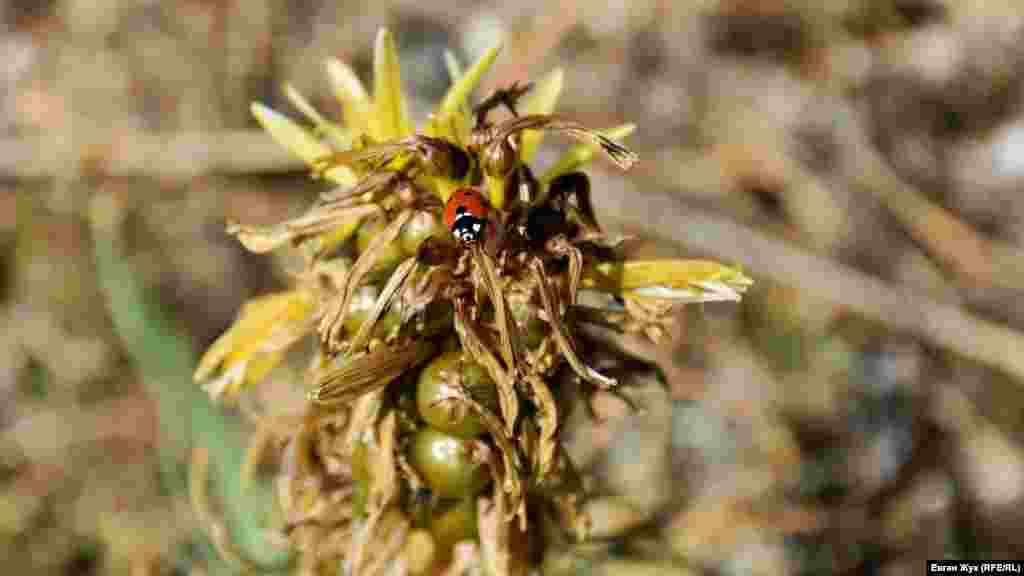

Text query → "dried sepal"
[542,123,636,183]
[320,210,413,349]
[194,289,317,400]
[517,68,564,162]
[311,339,436,406]
[250,102,357,186]
[531,259,617,389]
[227,203,381,254]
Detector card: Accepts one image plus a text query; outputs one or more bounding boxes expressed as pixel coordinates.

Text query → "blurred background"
[4,0,1024,574]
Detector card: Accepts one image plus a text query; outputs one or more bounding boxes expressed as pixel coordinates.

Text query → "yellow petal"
[372,28,412,140]
[582,259,753,303]
[518,68,564,162]
[283,83,351,149]
[194,290,317,398]
[325,58,373,136]
[541,123,636,183]
[250,102,356,186]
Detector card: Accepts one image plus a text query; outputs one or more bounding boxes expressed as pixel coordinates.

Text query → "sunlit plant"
[194,28,751,576]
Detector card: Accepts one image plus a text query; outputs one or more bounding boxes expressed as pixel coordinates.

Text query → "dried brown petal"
[317,170,402,206]
[477,469,530,576]
[227,203,381,254]
[311,339,436,406]
[320,210,414,349]
[344,390,385,458]
[524,374,558,481]
[453,300,519,437]
[488,114,638,171]
[347,506,410,576]
[546,236,582,306]
[531,259,617,389]
[367,411,400,514]
[471,245,520,373]
[347,257,418,354]
[543,446,591,542]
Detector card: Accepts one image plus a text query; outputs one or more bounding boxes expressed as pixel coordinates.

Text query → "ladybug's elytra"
[444,187,490,244]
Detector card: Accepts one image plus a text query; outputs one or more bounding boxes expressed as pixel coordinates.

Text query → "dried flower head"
[194,28,751,576]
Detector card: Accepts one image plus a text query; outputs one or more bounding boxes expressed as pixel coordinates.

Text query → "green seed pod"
[355,216,407,281]
[429,498,478,555]
[417,351,498,438]
[409,428,490,498]
[400,211,444,256]
[523,317,548,350]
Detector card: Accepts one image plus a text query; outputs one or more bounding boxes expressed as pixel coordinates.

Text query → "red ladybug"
[444,187,490,244]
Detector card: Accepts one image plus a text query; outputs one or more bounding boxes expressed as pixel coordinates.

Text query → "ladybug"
[444,187,490,244]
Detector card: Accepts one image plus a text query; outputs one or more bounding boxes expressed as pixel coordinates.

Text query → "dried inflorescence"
[193,29,751,576]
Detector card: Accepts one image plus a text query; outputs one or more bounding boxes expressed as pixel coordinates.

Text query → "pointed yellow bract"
[250,103,357,186]
[429,43,501,146]
[194,289,318,400]
[518,68,564,162]
[438,44,502,117]
[582,259,753,303]
[283,83,351,148]
[443,50,464,83]
[326,58,373,137]
[372,29,412,140]
[542,124,636,183]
